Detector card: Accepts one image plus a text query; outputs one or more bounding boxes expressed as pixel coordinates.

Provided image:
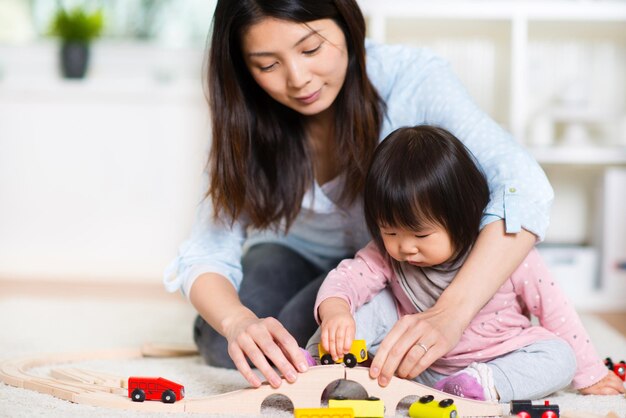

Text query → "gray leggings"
[307,288,577,402]
[194,243,342,368]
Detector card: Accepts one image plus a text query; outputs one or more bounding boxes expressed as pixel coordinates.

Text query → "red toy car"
[604,357,626,381]
[128,377,185,403]
[614,362,626,381]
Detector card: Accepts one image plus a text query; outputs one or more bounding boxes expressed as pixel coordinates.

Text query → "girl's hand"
[318,298,356,362]
[369,308,459,386]
[321,311,356,362]
[223,314,308,389]
[579,372,625,395]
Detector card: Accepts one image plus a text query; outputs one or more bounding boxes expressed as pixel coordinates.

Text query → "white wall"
[0,42,210,283]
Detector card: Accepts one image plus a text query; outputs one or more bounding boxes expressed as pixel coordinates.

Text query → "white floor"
[1,294,625,417]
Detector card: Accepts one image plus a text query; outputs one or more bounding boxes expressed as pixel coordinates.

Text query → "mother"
[164,0,553,389]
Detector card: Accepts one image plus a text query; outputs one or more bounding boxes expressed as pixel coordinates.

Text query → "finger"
[369,322,407,379]
[377,318,442,385]
[256,319,301,384]
[377,346,404,386]
[239,325,285,388]
[368,318,414,371]
[597,386,621,395]
[239,333,283,388]
[335,326,346,358]
[228,341,262,387]
[245,343,284,388]
[276,325,310,373]
[344,326,355,353]
[369,340,391,379]
[393,321,440,379]
[607,377,626,393]
[396,344,427,378]
[406,341,446,379]
[406,349,434,380]
[321,326,330,352]
[327,327,338,360]
[374,323,418,386]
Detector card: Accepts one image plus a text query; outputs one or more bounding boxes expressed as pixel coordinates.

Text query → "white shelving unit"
[358,0,626,310]
[0,2,623,309]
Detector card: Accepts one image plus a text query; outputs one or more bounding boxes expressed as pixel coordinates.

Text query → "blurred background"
[0,0,624,313]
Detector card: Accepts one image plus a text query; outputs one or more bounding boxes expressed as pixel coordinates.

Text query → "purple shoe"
[434,373,486,401]
[300,348,318,366]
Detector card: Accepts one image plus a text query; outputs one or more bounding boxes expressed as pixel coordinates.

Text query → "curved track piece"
[0,348,504,416]
[344,367,502,416]
[185,365,345,414]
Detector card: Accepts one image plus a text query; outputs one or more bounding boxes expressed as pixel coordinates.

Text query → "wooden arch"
[0,344,503,416]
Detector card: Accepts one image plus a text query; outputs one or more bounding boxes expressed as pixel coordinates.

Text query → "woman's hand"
[579,372,625,395]
[190,273,309,389]
[222,313,309,389]
[318,298,356,361]
[369,307,461,386]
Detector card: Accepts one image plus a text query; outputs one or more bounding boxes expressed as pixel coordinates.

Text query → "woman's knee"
[193,314,235,369]
[239,244,321,316]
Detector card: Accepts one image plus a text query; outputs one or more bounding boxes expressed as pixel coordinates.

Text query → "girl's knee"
[541,339,576,387]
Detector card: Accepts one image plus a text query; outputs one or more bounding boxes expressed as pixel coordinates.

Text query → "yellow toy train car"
[328,397,384,418]
[318,339,368,368]
[294,407,354,418]
[408,395,457,418]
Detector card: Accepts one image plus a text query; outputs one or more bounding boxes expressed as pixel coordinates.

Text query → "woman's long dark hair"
[207,0,384,230]
[364,126,490,266]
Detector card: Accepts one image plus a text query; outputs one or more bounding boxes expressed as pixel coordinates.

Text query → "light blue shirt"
[163,42,553,298]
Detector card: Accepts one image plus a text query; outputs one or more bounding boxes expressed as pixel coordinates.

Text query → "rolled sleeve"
[163,197,247,299]
[482,181,552,241]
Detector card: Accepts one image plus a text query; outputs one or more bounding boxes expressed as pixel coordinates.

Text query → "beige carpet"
[0,294,624,417]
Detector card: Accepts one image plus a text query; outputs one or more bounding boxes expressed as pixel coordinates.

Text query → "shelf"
[359,1,626,21]
[529,146,626,165]
[0,77,203,104]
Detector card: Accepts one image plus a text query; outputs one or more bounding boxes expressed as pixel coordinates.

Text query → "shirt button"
[509,187,516,193]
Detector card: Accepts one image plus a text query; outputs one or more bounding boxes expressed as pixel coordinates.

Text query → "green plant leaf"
[49,7,104,43]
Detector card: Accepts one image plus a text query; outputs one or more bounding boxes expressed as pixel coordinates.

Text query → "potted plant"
[49,7,104,79]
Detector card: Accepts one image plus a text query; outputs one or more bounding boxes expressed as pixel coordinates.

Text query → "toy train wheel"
[439,399,454,408]
[161,389,176,403]
[131,388,145,402]
[515,413,531,418]
[343,353,357,368]
[541,412,558,418]
[419,395,434,403]
[321,354,334,365]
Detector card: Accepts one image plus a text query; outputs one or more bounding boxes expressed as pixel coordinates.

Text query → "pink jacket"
[315,243,608,389]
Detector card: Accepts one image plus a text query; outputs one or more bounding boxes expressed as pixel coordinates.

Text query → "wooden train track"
[0,344,618,417]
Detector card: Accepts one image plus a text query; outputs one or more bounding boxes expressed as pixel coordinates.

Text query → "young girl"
[309,126,624,401]
[164,0,554,389]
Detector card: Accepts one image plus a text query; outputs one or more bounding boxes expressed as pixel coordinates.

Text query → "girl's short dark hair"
[207,0,384,230]
[364,126,490,266]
